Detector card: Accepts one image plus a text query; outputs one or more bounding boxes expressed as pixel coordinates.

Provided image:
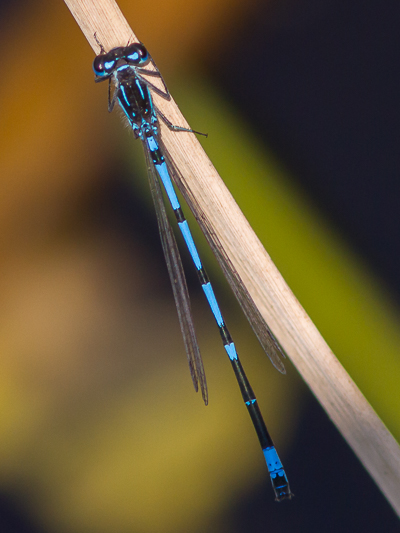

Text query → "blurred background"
[0,0,400,531]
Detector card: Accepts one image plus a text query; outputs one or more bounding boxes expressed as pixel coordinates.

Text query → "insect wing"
[142,139,209,404]
[160,144,286,374]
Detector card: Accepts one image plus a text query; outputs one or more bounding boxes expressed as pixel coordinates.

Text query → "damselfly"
[93,38,292,501]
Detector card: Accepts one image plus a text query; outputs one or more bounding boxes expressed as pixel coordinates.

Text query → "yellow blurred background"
[0,0,399,531]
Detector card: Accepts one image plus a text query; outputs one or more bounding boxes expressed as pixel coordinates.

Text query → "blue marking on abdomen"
[263,446,284,476]
[224,342,238,360]
[155,160,181,211]
[178,220,202,270]
[202,282,224,326]
[245,399,256,405]
[146,135,158,152]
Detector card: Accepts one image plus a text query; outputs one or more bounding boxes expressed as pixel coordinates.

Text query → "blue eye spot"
[127,52,139,62]
[104,60,115,71]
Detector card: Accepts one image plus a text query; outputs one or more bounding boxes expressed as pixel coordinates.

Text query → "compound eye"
[93,53,116,77]
[125,43,150,66]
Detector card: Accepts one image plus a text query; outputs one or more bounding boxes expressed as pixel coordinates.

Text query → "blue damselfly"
[93,39,292,501]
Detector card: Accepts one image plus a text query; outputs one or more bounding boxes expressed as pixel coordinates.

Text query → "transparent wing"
[197,215,286,374]
[142,139,209,404]
[160,143,286,374]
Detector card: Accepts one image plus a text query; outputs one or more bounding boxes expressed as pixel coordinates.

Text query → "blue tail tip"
[271,470,294,501]
[263,446,293,501]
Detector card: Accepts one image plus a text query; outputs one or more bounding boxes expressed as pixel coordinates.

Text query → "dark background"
[211,1,400,528]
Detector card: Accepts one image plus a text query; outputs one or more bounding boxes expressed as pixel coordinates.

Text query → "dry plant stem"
[64,0,400,515]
